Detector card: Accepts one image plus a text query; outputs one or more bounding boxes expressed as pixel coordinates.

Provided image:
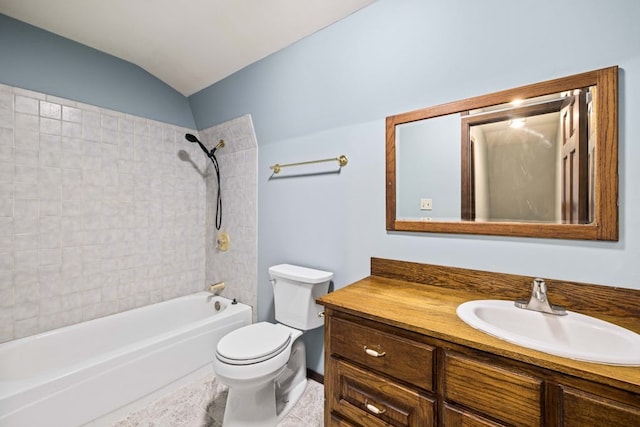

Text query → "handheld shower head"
[185,133,211,158]
[183,133,224,231]
[185,133,200,143]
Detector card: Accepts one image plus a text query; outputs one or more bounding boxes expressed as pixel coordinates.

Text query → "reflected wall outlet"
[420,198,432,210]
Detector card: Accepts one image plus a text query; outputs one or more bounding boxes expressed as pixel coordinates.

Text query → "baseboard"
[307,369,324,384]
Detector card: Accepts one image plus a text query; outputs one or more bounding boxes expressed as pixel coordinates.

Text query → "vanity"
[318,258,640,426]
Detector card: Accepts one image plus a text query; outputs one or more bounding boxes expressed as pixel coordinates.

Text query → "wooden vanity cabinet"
[323,308,640,427]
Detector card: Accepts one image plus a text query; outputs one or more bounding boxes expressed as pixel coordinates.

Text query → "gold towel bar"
[270,155,348,174]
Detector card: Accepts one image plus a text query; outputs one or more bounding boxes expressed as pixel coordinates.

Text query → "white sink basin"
[456,300,640,366]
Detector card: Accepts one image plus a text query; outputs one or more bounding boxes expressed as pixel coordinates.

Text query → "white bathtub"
[0,292,251,426]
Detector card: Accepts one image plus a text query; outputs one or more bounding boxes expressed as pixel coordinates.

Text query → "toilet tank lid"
[269,264,333,284]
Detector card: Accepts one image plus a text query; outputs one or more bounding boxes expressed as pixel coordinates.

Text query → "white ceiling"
[0,0,375,96]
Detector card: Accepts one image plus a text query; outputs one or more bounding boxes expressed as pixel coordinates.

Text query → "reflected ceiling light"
[511,99,524,107]
[509,118,526,128]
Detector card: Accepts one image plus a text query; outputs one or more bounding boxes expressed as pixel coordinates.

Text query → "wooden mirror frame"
[386,66,618,240]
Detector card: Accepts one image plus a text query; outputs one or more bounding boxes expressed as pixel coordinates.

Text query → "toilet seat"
[216,322,292,365]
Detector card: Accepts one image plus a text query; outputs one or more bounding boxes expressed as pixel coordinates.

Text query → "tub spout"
[209,282,226,295]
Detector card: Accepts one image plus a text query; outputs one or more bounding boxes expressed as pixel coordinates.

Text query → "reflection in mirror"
[461,88,595,224]
[386,66,618,240]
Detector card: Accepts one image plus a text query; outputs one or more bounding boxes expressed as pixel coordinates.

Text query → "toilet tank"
[269,264,333,330]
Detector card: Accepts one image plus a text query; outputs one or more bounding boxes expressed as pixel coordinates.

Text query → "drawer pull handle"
[363,346,386,357]
[365,399,386,415]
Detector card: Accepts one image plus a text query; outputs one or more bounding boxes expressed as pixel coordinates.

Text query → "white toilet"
[213,264,333,427]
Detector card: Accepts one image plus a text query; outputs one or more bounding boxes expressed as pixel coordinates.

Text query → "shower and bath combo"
[185,133,224,230]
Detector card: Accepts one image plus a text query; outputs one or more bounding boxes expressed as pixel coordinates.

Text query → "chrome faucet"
[515,278,567,315]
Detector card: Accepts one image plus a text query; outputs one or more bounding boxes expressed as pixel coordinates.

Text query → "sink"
[456,300,640,366]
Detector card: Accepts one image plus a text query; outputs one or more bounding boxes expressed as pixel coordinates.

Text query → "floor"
[112,374,324,427]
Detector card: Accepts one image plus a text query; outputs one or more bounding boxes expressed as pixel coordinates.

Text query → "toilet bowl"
[213,323,306,426]
[213,264,332,427]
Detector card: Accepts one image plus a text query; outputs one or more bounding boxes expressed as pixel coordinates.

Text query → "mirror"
[386,66,618,240]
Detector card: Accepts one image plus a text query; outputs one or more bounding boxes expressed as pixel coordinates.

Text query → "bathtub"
[0,292,251,426]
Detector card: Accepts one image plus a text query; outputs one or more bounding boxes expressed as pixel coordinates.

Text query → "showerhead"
[185,133,211,158]
[185,133,200,143]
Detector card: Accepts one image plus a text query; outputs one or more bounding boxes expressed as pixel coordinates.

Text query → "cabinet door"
[330,358,435,427]
[560,385,640,427]
[444,352,543,427]
[443,404,507,427]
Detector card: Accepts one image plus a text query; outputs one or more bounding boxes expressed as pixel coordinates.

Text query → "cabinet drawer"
[330,357,435,427]
[560,385,640,427]
[329,317,434,390]
[329,414,358,426]
[444,352,543,427]
[443,403,507,427]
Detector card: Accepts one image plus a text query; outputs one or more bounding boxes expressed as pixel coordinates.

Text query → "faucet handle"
[532,278,547,300]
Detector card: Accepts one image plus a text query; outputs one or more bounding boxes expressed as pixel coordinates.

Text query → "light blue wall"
[0,14,195,128]
[396,115,460,220]
[189,0,640,373]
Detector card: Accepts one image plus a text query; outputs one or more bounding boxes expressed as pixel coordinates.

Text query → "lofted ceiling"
[0,0,375,96]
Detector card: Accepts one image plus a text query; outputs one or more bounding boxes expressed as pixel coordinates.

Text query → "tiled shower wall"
[199,115,258,320]
[0,84,208,343]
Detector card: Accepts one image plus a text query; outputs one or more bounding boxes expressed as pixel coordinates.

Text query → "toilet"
[213,264,333,427]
